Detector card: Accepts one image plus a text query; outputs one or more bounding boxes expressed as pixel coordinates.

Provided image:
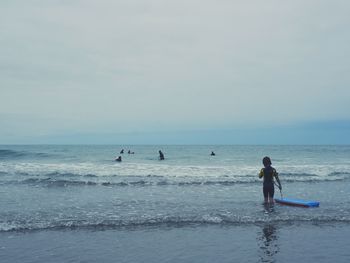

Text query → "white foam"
[0,161,349,183]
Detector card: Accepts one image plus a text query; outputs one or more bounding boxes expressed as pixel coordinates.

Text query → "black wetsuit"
[159,151,164,160]
[261,166,275,198]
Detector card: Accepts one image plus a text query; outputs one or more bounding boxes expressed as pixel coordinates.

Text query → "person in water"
[115,156,122,162]
[120,149,124,154]
[159,150,164,160]
[210,151,216,156]
[259,156,282,203]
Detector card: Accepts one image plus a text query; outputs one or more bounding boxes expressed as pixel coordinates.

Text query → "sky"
[1,0,349,144]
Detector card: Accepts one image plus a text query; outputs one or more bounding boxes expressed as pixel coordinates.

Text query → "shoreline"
[1,223,350,263]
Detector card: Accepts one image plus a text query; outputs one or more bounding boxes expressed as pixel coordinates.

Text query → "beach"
[1,145,350,262]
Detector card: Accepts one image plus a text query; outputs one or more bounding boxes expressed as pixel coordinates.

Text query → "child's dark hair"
[262,156,272,166]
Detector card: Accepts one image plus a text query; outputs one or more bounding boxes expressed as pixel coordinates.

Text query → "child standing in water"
[259,156,282,203]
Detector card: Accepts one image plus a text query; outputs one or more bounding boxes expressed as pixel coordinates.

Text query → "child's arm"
[274,171,282,190]
[259,169,264,178]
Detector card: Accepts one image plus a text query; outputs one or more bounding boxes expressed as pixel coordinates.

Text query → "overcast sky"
[1,0,349,144]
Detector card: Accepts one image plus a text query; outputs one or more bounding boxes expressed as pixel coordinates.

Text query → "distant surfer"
[120,149,124,154]
[159,150,164,160]
[210,151,216,156]
[259,156,282,204]
[128,150,135,154]
[115,156,122,162]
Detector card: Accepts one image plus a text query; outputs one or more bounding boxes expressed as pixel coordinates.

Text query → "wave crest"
[0,149,51,160]
[2,215,350,232]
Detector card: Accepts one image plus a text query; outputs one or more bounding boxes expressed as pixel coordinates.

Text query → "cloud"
[1,0,349,143]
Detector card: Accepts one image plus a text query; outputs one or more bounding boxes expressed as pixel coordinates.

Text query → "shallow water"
[0,145,349,262]
[1,224,350,263]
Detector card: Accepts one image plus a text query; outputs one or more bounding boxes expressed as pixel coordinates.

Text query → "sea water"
[0,145,350,262]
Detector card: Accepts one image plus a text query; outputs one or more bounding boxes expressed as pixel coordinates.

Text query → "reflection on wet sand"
[258,224,279,262]
[258,204,280,262]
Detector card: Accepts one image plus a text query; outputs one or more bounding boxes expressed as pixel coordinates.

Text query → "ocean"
[0,145,350,262]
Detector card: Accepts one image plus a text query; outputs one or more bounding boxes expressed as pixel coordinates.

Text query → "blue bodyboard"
[274,198,319,207]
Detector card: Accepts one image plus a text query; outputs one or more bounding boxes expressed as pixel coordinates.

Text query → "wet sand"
[1,223,349,263]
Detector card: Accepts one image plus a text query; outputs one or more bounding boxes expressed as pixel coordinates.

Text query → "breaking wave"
[1,170,350,188]
[1,215,350,232]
